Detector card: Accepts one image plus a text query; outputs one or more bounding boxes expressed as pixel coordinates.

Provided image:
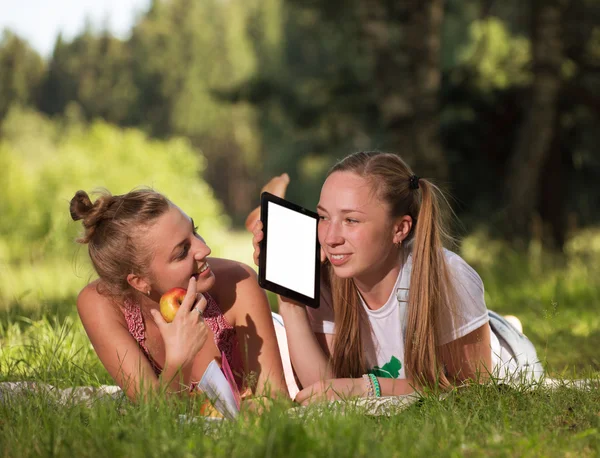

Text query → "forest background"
[1,1,600,455]
[2,0,600,369]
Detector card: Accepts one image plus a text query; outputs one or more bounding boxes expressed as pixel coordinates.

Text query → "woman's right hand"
[150,277,209,368]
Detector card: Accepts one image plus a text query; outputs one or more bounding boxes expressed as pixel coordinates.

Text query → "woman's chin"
[330,265,356,279]
[195,271,216,292]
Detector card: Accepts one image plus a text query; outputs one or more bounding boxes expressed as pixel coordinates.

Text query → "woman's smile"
[328,253,352,266]
[198,261,211,277]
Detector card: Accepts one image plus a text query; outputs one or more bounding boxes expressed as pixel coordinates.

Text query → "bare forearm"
[113,362,193,402]
[377,377,418,396]
[279,302,332,388]
[158,357,195,397]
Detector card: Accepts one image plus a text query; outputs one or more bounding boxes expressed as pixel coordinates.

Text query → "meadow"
[1,111,599,456]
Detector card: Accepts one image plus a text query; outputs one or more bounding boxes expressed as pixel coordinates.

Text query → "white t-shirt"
[307,249,516,379]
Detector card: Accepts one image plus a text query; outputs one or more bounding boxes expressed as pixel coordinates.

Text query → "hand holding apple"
[149,277,209,368]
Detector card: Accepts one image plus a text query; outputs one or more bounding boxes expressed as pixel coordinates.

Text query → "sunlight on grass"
[2,229,599,380]
[0,230,255,313]
[461,228,600,376]
[0,380,599,457]
[1,228,599,456]
[0,315,111,387]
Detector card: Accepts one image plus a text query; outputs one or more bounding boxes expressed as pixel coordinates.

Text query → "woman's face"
[145,206,215,296]
[317,171,399,282]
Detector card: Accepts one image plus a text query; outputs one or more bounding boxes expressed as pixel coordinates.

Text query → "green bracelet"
[368,373,381,397]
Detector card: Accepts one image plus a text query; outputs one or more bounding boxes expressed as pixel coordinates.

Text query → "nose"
[322,220,344,248]
[192,237,211,260]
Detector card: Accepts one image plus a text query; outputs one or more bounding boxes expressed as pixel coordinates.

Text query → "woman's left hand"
[294,378,366,405]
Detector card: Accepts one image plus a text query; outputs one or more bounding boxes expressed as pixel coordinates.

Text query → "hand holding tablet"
[257,192,321,308]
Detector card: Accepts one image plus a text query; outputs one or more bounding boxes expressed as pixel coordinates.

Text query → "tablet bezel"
[258,192,320,308]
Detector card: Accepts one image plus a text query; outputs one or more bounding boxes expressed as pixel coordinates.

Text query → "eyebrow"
[170,219,195,256]
[316,205,366,214]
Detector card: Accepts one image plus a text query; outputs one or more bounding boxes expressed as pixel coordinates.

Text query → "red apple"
[159,287,187,323]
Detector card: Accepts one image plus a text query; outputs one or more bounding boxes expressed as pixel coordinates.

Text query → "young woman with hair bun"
[70,188,292,403]
[250,151,543,404]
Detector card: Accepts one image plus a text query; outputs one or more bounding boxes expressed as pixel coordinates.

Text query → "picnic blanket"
[0,381,123,407]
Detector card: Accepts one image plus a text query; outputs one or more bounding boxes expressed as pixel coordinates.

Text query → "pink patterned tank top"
[122,293,244,389]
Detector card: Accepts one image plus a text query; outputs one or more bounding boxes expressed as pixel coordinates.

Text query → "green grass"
[1,230,599,456]
[0,229,255,313]
[460,229,600,376]
[1,382,599,457]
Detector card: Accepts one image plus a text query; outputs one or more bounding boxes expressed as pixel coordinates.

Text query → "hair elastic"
[409,175,420,190]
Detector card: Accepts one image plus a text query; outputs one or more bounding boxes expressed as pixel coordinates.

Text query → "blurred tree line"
[0,106,231,308]
[1,0,599,250]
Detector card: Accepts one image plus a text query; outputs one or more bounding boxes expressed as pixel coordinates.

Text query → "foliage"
[0,5,598,454]
[0,30,45,120]
[0,107,229,310]
[40,31,138,124]
[458,17,532,90]
[0,0,599,241]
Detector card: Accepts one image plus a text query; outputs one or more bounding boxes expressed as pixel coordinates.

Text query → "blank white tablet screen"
[265,201,317,299]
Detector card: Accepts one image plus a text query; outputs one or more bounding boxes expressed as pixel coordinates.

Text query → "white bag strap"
[395,256,412,340]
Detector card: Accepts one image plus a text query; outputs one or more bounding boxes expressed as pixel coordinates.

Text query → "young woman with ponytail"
[250,151,543,404]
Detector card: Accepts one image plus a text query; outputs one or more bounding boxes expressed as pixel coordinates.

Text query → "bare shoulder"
[77,280,126,326]
[208,257,266,317]
[209,257,257,283]
[77,281,109,310]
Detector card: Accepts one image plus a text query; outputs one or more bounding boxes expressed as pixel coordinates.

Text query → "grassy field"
[1,230,599,457]
[1,383,599,457]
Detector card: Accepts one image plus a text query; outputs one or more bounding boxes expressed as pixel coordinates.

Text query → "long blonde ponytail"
[404,179,457,389]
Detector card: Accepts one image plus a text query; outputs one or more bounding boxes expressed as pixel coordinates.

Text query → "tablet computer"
[258,192,320,308]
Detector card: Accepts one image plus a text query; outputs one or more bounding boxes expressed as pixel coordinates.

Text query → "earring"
[147,290,151,296]
[394,240,402,249]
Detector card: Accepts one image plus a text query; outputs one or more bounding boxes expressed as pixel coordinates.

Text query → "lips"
[197,261,211,277]
[328,253,351,267]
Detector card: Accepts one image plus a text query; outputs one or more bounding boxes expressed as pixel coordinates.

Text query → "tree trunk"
[359,0,447,180]
[538,110,567,250]
[504,0,566,244]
